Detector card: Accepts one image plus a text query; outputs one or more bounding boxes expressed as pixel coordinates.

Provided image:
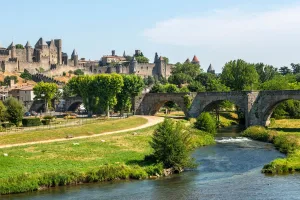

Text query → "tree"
[15,44,24,49]
[4,76,18,86]
[136,56,149,63]
[220,59,259,91]
[279,66,292,75]
[115,75,144,115]
[62,71,66,76]
[164,84,179,93]
[259,75,297,90]
[144,76,155,86]
[150,83,166,93]
[168,73,193,86]
[163,57,169,64]
[0,101,7,122]
[291,63,300,74]
[171,62,202,80]
[255,63,278,83]
[74,69,84,76]
[150,119,194,169]
[4,97,24,126]
[194,112,217,135]
[94,74,124,117]
[68,75,97,116]
[33,82,58,112]
[20,71,32,81]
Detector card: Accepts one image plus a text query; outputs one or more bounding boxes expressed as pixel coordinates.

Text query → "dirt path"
[0,116,164,149]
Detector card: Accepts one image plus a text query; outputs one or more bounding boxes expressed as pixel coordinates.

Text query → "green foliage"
[0,101,7,122]
[172,62,202,79]
[15,44,24,49]
[162,57,169,64]
[22,118,41,127]
[143,76,155,86]
[221,59,259,90]
[115,75,144,114]
[179,86,190,92]
[4,76,18,86]
[164,84,179,93]
[194,112,217,135]
[242,126,271,142]
[135,56,149,63]
[259,74,300,90]
[150,119,195,169]
[68,70,73,74]
[62,71,66,76]
[187,81,205,92]
[183,95,192,109]
[74,69,84,76]
[168,73,193,86]
[4,97,24,126]
[33,82,58,111]
[255,63,278,83]
[41,119,51,125]
[279,66,292,75]
[272,100,300,119]
[196,73,229,92]
[20,71,32,81]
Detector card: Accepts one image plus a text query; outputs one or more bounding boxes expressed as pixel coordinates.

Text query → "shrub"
[41,119,50,125]
[4,97,24,126]
[242,126,271,142]
[1,122,15,128]
[74,69,84,76]
[43,115,55,120]
[194,112,217,134]
[150,119,195,169]
[22,118,41,127]
[62,72,66,76]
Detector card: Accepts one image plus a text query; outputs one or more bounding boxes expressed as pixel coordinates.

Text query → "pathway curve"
[0,116,164,149]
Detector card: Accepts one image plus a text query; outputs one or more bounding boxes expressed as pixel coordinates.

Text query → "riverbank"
[242,119,300,174]
[0,119,215,195]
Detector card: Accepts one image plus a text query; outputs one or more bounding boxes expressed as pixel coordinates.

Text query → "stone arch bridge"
[61,90,300,127]
[134,90,300,127]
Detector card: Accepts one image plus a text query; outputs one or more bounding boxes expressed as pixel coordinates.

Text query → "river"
[5,126,300,200]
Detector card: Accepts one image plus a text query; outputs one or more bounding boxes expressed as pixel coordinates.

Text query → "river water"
[6,126,300,200]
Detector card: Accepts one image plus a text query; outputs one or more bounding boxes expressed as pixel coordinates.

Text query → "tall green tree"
[68,75,97,116]
[115,75,144,115]
[220,59,259,91]
[279,66,292,75]
[33,82,58,112]
[4,97,24,126]
[291,63,300,74]
[94,74,124,117]
[255,63,278,83]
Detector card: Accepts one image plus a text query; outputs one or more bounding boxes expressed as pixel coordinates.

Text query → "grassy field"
[242,119,300,174]
[0,119,215,195]
[0,117,147,146]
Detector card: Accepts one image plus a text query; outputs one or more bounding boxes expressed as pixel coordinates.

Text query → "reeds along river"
[7,126,300,200]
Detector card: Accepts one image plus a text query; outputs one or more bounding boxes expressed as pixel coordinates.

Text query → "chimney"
[112,50,115,56]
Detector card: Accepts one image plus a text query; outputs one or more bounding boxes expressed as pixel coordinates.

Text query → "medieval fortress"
[0,37,210,78]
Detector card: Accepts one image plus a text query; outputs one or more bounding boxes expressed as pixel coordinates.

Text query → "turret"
[8,42,16,59]
[123,51,126,57]
[130,56,137,73]
[154,52,159,63]
[54,39,62,64]
[207,63,215,74]
[157,56,166,77]
[71,49,78,66]
[25,41,32,62]
[191,55,200,65]
[184,58,190,63]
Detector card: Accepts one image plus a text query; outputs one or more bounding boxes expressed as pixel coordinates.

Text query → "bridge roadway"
[64,90,300,127]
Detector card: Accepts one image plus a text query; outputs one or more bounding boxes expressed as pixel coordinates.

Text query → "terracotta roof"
[19,85,34,91]
[192,55,199,62]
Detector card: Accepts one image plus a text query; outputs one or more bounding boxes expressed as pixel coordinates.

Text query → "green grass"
[0,120,215,195]
[0,116,147,146]
[242,119,300,174]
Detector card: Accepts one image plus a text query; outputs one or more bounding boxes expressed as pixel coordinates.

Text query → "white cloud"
[143,6,300,48]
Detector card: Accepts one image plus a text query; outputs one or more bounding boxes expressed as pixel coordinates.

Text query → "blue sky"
[1,0,300,72]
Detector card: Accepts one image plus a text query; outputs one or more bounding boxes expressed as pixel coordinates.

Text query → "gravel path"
[0,116,164,149]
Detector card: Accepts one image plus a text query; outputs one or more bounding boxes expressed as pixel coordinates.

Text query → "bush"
[43,115,55,120]
[4,97,24,126]
[74,69,84,76]
[62,72,66,76]
[41,119,50,125]
[22,118,41,127]
[150,119,195,169]
[242,126,271,142]
[194,112,217,134]
[1,122,15,128]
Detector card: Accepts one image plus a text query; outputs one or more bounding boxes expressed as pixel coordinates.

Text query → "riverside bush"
[41,119,50,125]
[22,118,41,127]
[194,112,216,134]
[150,119,195,169]
[242,126,271,142]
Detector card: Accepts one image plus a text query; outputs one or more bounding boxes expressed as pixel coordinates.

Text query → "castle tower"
[123,51,126,57]
[191,55,200,65]
[184,58,190,63]
[54,39,62,64]
[157,56,166,78]
[8,42,16,59]
[129,56,137,74]
[207,64,215,74]
[154,52,159,63]
[25,41,32,62]
[71,49,78,66]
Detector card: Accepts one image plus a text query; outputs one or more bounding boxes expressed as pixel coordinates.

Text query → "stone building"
[0,38,79,73]
[87,50,174,79]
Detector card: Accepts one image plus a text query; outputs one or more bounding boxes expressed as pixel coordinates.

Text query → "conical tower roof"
[71,49,78,57]
[207,63,215,74]
[192,55,199,63]
[25,41,31,47]
[123,51,126,57]
[7,41,15,49]
[185,58,190,63]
